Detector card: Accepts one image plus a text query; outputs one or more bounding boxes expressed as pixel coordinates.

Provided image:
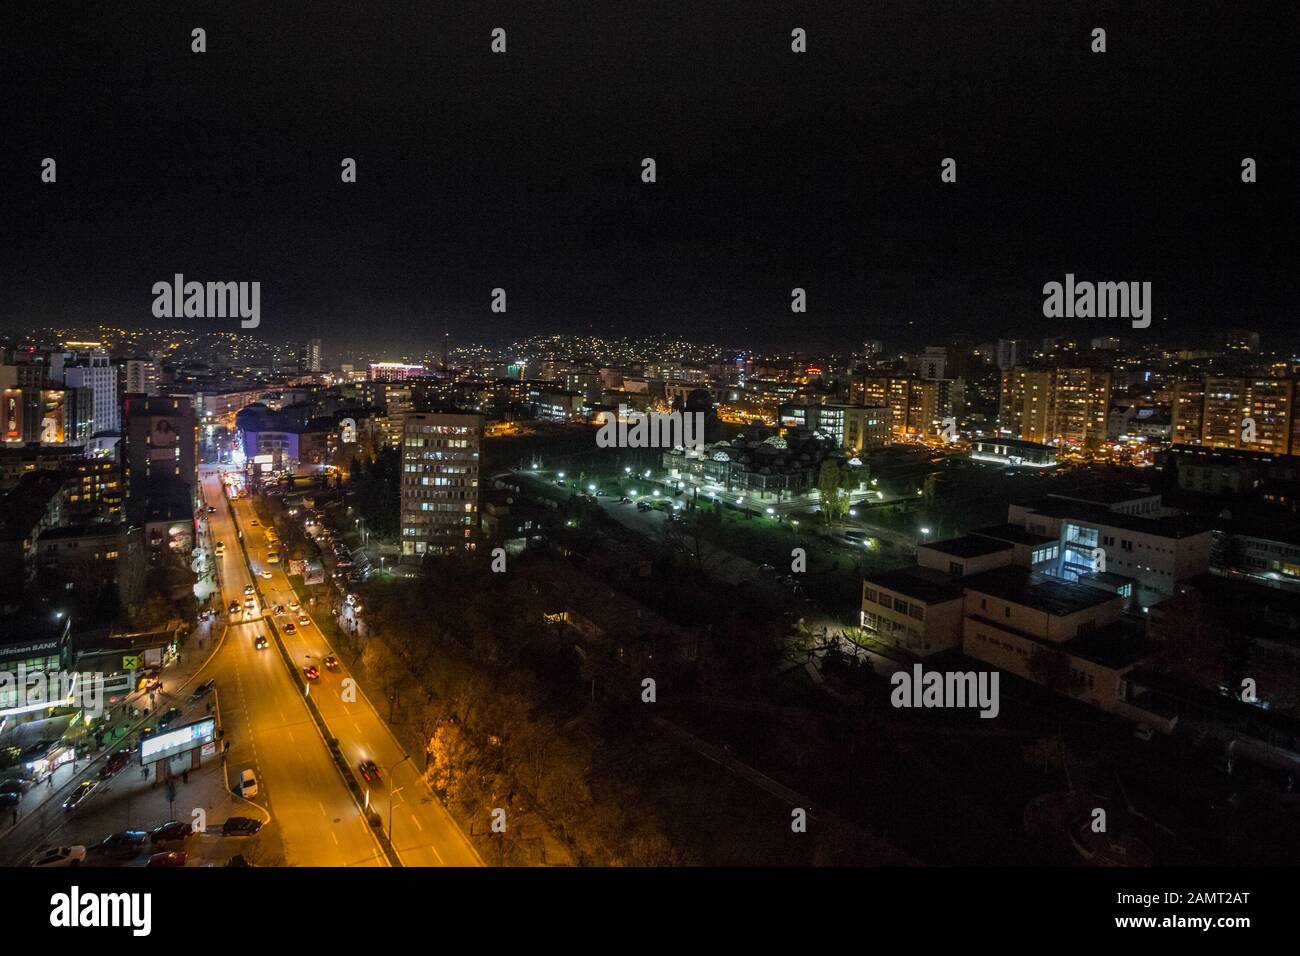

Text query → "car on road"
[229,600,241,614]
[29,845,86,867]
[222,816,263,836]
[288,600,300,610]
[147,850,187,867]
[302,665,319,681]
[244,598,255,610]
[62,779,98,812]
[239,769,259,798]
[283,622,297,634]
[150,821,194,843]
[0,791,19,809]
[96,830,148,860]
[322,654,339,670]
[0,777,34,796]
[158,707,183,728]
[1133,725,1154,742]
[250,519,259,526]
[636,501,651,511]
[207,505,217,514]
[243,584,255,595]
[98,751,131,780]
[214,543,226,555]
[188,679,216,703]
[757,564,776,573]
[297,614,311,626]
[260,569,273,579]
[358,759,381,782]
[254,635,269,650]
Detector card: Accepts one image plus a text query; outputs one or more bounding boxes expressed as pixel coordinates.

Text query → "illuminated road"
[202,468,385,867]
[230,491,482,867]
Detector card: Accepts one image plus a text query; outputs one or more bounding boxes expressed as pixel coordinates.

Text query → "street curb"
[229,486,401,867]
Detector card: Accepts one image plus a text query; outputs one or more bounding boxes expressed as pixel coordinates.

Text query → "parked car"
[239,769,259,798]
[188,679,216,703]
[97,830,148,860]
[0,777,34,795]
[222,816,263,836]
[1134,725,1154,742]
[0,792,19,809]
[147,850,187,867]
[29,845,86,867]
[150,821,194,843]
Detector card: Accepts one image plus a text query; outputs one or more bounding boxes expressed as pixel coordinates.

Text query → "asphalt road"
[231,489,481,867]
[204,468,386,867]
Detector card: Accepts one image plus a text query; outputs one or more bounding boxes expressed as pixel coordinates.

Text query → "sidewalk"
[0,604,230,858]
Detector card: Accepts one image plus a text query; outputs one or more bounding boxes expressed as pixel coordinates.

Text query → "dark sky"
[2,1,1297,352]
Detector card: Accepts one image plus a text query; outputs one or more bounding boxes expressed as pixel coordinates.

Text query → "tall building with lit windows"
[400,411,482,556]
[998,367,1110,449]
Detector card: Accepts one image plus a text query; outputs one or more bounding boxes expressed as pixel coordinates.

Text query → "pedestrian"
[182,769,189,784]
[11,808,18,826]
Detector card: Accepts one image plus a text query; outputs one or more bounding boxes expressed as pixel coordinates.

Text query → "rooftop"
[865,566,964,605]
[963,566,1120,616]
[919,535,1012,560]
[1061,621,1150,670]
[970,523,1057,547]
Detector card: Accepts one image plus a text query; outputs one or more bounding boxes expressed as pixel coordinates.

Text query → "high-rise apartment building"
[400,411,482,556]
[121,396,199,520]
[299,338,322,373]
[998,367,1111,449]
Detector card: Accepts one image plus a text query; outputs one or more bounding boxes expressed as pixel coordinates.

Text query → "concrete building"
[62,351,118,435]
[400,410,482,556]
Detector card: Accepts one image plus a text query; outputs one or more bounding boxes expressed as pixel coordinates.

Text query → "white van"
[239,769,258,798]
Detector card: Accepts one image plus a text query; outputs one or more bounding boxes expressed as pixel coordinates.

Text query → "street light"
[385,754,414,840]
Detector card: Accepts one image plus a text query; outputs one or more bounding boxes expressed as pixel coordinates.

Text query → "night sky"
[3,1,1297,351]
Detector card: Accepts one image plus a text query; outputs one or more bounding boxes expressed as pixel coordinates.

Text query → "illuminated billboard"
[140,716,216,765]
[2,389,21,442]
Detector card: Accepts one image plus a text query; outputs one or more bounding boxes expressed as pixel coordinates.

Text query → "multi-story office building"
[400,411,482,556]
[62,351,118,435]
[370,362,425,382]
[777,402,890,453]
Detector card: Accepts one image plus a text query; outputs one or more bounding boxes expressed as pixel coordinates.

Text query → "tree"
[818,459,852,524]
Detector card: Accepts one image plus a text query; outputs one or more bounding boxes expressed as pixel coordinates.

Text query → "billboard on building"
[140,716,216,765]
[148,415,180,460]
[2,389,21,441]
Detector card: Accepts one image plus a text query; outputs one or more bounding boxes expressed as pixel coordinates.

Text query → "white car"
[29,845,87,867]
[239,769,259,798]
[288,600,300,611]
[260,570,272,579]
[243,585,255,595]
[297,615,311,627]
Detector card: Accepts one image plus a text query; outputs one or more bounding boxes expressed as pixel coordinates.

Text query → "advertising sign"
[140,717,216,765]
